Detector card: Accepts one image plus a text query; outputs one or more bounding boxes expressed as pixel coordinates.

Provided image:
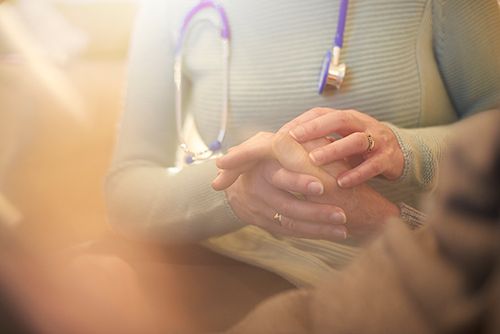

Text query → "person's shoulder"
[139,0,198,20]
[135,0,200,36]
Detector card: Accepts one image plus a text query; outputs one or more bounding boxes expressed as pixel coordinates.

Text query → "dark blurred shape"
[0,227,34,334]
[446,137,500,221]
[226,110,500,334]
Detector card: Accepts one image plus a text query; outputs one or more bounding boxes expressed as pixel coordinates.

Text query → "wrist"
[351,186,400,226]
[378,199,400,224]
[382,126,405,180]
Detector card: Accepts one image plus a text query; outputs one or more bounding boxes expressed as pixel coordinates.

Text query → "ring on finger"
[273,212,283,226]
[366,133,375,152]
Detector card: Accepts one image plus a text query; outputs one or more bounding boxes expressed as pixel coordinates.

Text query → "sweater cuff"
[384,123,452,193]
[222,190,244,226]
[398,202,426,230]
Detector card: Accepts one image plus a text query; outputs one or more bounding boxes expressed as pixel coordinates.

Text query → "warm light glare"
[0,4,86,122]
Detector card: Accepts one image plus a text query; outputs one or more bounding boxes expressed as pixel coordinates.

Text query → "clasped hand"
[212,108,401,241]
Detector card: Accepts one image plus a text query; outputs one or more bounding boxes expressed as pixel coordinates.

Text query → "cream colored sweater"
[106,0,500,287]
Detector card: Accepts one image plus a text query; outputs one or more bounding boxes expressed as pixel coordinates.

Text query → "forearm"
[105,160,243,244]
[103,0,247,244]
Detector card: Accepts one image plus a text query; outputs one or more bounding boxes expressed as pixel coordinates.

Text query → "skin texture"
[224,110,500,334]
[214,128,400,241]
[288,108,405,188]
[215,133,350,241]
[273,131,399,239]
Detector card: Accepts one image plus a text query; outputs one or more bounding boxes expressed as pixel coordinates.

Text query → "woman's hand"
[288,108,404,188]
[214,131,400,240]
[272,131,399,239]
[213,132,349,241]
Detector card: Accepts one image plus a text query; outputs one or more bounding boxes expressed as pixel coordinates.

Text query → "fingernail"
[289,126,306,141]
[307,181,324,195]
[309,150,323,165]
[337,177,349,188]
[329,227,348,240]
[330,211,347,224]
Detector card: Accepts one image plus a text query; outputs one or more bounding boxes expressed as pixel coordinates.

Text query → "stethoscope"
[175,0,349,164]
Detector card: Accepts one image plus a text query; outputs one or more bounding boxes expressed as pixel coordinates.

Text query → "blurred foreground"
[0,1,499,334]
[0,0,139,250]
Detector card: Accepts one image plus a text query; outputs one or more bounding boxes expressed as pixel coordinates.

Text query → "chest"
[179,0,429,144]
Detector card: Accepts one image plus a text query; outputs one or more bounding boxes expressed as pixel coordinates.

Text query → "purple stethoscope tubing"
[335,0,349,48]
[175,0,230,54]
[174,0,230,164]
[175,0,350,163]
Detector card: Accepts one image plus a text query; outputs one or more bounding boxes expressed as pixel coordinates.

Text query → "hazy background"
[0,0,141,250]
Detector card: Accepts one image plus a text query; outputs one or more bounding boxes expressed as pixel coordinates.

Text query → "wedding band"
[366,133,375,152]
[273,212,283,225]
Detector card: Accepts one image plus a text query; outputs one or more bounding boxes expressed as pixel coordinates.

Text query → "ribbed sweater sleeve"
[105,1,243,243]
[389,0,500,192]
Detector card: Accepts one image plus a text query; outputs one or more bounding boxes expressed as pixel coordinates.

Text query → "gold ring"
[366,134,375,152]
[273,212,283,225]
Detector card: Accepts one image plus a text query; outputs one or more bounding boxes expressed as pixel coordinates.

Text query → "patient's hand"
[273,132,399,238]
[214,131,399,241]
[214,132,349,241]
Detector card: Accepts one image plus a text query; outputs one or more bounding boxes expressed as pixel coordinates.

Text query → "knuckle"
[256,131,272,140]
[278,200,292,216]
[350,170,363,183]
[264,163,278,182]
[370,160,383,174]
[293,175,310,191]
[355,133,368,151]
[247,202,261,216]
[310,107,328,117]
[384,146,395,158]
[320,208,334,222]
[307,120,321,134]
[279,169,295,185]
[336,111,350,126]
[275,170,292,189]
[281,218,296,230]
[268,171,280,187]
[379,132,391,146]
[246,180,260,198]
[325,144,338,157]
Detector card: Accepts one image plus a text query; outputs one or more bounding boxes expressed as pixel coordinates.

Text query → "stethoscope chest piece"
[318,48,346,94]
[318,0,349,95]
